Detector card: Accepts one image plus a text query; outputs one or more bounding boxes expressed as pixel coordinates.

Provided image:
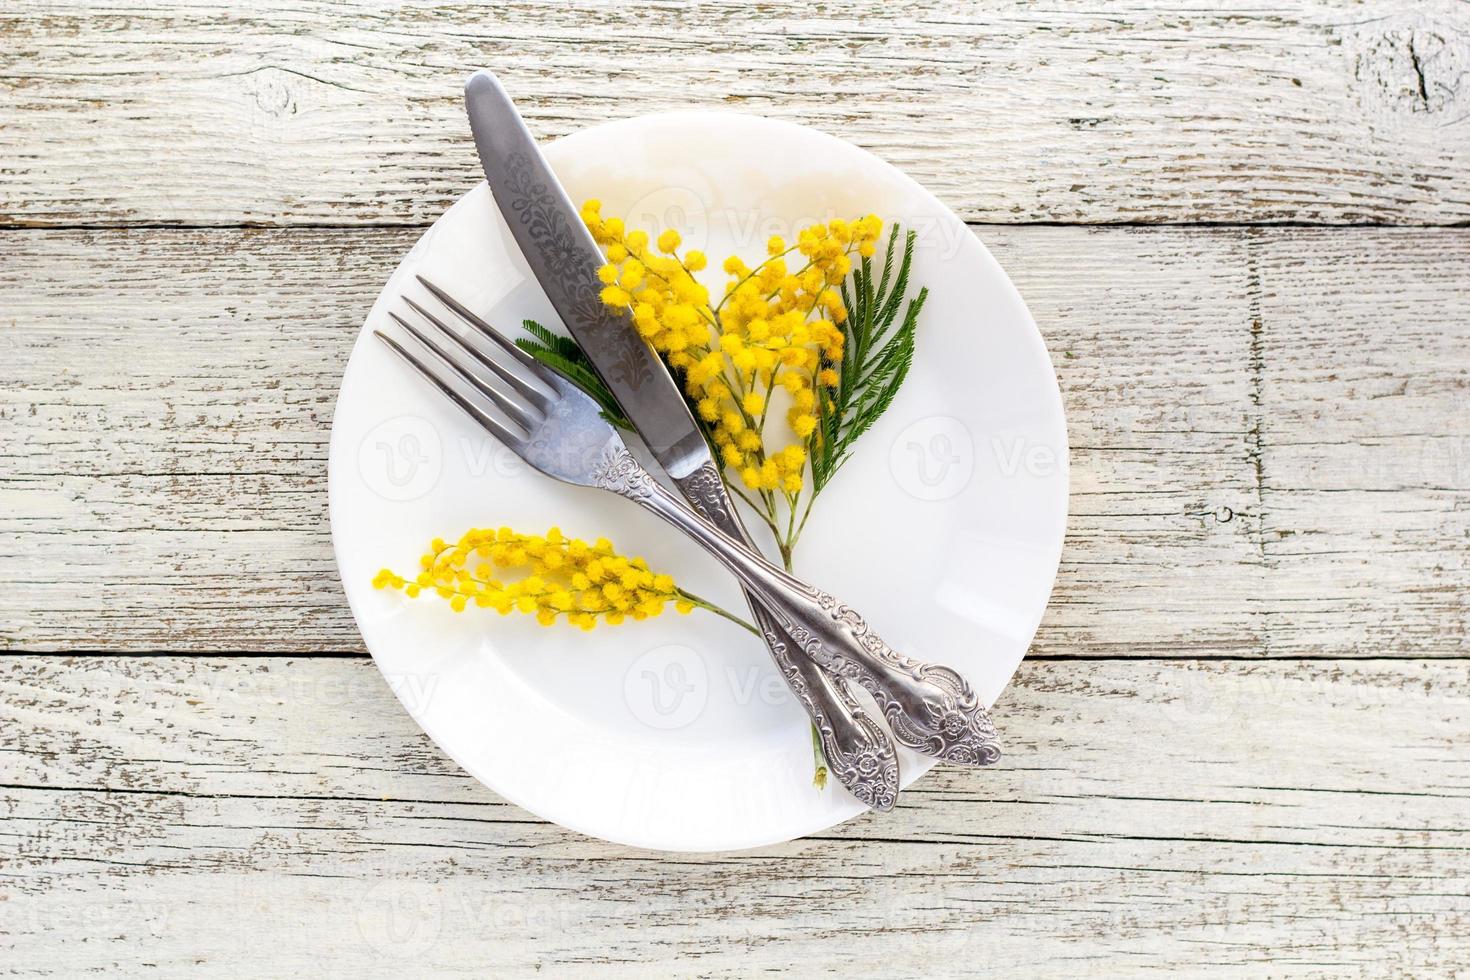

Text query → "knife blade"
[464,69,900,810]
[463,72,709,480]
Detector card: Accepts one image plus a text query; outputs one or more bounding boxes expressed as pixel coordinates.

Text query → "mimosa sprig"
[374,526,755,633]
[518,208,927,570]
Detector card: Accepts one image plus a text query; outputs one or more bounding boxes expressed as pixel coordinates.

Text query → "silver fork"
[375,289,1004,770]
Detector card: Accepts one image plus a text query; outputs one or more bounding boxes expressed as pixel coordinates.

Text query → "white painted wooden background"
[2,1,1468,975]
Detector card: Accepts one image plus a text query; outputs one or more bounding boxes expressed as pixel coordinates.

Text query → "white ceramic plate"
[328,112,1067,852]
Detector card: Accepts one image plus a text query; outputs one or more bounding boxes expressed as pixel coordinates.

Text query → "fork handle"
[594,445,1002,767]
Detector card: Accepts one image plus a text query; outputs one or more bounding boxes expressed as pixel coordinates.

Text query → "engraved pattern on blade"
[767,591,1002,767]
[501,151,652,392]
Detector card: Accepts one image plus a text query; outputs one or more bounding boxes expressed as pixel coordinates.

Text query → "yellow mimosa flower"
[375,528,751,632]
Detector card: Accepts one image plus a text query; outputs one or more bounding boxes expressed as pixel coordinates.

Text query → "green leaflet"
[515,320,634,430]
[812,225,926,492]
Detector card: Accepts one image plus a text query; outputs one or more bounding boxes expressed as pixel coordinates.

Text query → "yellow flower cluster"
[373,527,695,630]
[581,200,881,497]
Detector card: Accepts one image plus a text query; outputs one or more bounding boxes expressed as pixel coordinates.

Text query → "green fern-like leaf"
[515,320,633,430]
[812,226,925,492]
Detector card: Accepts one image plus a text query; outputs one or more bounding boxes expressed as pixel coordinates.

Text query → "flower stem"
[676,589,758,635]
[785,490,819,558]
[810,724,829,789]
[728,484,783,542]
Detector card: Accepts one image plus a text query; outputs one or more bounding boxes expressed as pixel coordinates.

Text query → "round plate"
[328,112,1067,851]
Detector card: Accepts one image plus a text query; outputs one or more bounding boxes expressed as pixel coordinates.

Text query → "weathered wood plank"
[3,226,1466,655]
[1,656,1466,975]
[4,0,1470,227]
[1255,229,1470,657]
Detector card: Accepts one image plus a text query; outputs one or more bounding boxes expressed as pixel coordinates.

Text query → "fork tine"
[400,297,553,414]
[415,275,560,386]
[387,314,542,433]
[373,330,526,449]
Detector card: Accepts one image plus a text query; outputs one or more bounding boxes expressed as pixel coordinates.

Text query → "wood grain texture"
[2,656,1466,976]
[4,0,1470,227]
[3,225,1466,655]
[6,3,1469,973]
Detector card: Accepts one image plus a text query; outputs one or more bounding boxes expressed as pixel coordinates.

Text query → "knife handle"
[600,448,1002,768]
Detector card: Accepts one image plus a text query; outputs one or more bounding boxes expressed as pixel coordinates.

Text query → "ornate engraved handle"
[764,624,900,810]
[673,461,899,810]
[767,586,1001,767]
[594,446,1001,768]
